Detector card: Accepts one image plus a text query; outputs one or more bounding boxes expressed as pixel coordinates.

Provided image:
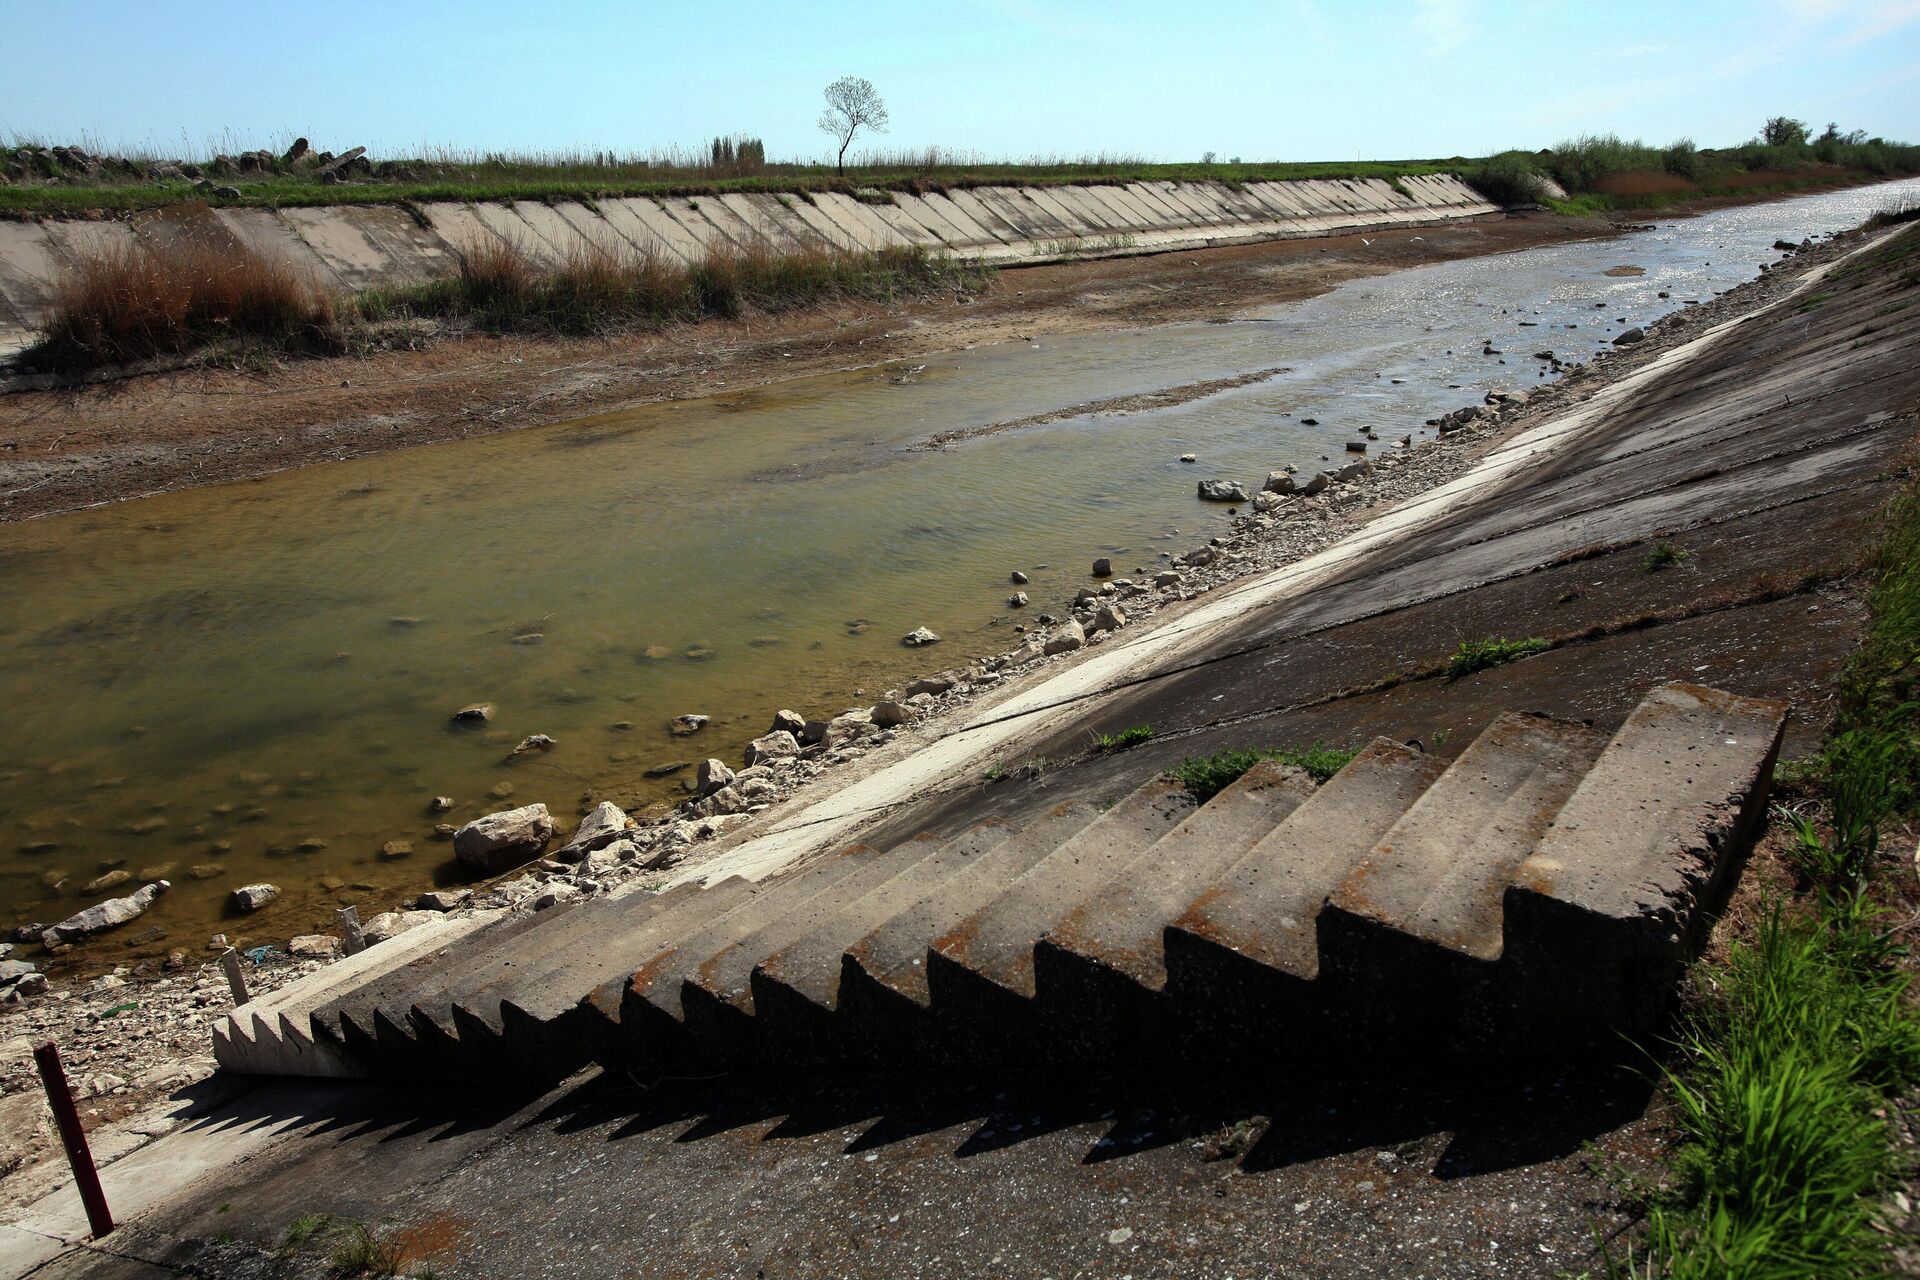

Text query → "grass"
[1643,541,1689,572]
[1444,635,1550,680]
[1608,471,1920,1278]
[28,237,342,372]
[1167,741,1358,802]
[1091,725,1154,753]
[25,235,990,372]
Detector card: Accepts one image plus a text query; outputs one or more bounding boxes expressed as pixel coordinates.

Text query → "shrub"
[33,235,338,370]
[1444,635,1549,680]
[1662,138,1703,182]
[1467,151,1545,206]
[1549,134,1660,193]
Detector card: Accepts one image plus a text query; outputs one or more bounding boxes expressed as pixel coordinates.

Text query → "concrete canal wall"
[0,175,1499,352]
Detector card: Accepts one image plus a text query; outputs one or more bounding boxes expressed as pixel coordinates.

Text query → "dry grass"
[32,232,339,371]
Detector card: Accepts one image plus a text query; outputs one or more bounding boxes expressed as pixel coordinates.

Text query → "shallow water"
[6,178,1916,957]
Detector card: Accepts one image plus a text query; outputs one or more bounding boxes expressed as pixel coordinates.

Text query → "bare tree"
[818,76,889,176]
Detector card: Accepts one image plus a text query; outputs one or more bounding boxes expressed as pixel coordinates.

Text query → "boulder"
[1089,603,1128,634]
[906,673,958,698]
[289,935,342,960]
[1010,570,1029,584]
[40,886,168,948]
[1154,571,1184,589]
[362,910,434,945]
[1295,472,1332,497]
[1197,479,1251,503]
[416,889,471,912]
[1253,492,1286,514]
[823,712,873,748]
[1613,327,1646,346]
[670,714,710,736]
[1043,620,1087,655]
[1091,557,1112,578]
[83,869,131,895]
[1263,471,1296,494]
[379,840,413,860]
[0,959,38,984]
[869,700,917,729]
[744,730,800,765]
[769,709,807,736]
[559,801,635,858]
[229,883,279,912]
[1008,591,1029,608]
[902,627,941,648]
[512,734,556,755]
[1003,640,1046,667]
[697,758,736,796]
[453,803,555,874]
[451,703,493,723]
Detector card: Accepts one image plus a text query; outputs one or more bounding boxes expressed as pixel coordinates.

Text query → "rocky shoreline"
[0,220,1853,1210]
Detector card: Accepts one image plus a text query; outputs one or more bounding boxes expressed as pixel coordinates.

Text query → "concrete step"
[835,802,1103,1063]
[450,875,765,1081]
[1030,759,1320,1057]
[1502,682,1787,1045]
[1316,712,1609,1045]
[595,842,885,1075]
[213,910,491,1077]
[1160,740,1448,1054]
[749,821,1016,1064]
[675,834,984,1068]
[923,776,1199,1062]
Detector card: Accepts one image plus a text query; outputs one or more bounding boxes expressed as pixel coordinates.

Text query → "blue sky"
[4,0,1918,163]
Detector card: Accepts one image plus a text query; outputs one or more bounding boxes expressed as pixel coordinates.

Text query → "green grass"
[1643,541,1690,572]
[1611,473,1920,1278]
[1168,741,1358,802]
[1091,725,1154,753]
[280,1212,333,1249]
[1444,635,1550,681]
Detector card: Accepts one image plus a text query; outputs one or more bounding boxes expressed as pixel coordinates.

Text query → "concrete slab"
[942,187,1024,241]
[688,194,770,252]
[550,200,642,257]
[918,191,1002,246]
[782,192,865,251]
[209,208,341,287]
[616,197,708,264]
[722,193,829,253]
[808,191,899,250]
[889,192,972,246]
[466,201,551,259]
[415,201,505,259]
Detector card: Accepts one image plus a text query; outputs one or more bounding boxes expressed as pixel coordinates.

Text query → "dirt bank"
[0,215,1606,523]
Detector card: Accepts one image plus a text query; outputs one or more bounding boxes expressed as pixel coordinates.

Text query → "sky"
[4,0,1918,164]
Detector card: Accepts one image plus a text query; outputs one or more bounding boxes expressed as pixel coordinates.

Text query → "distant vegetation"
[1466,118,1920,213]
[25,236,987,373]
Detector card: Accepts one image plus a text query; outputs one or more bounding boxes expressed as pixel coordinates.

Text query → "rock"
[1252,492,1286,514]
[1003,640,1046,667]
[670,714,710,736]
[559,801,635,858]
[697,758,736,796]
[1043,621,1087,655]
[453,803,555,874]
[0,959,38,984]
[823,712,873,748]
[83,869,131,895]
[212,185,241,199]
[529,884,584,911]
[6,972,47,999]
[1773,238,1798,252]
[379,840,414,860]
[1263,470,1296,494]
[1295,472,1332,497]
[1010,570,1029,584]
[869,700,917,728]
[452,703,493,723]
[229,883,279,911]
[417,889,470,912]
[41,880,170,945]
[1331,460,1370,483]
[512,734,557,755]
[1300,417,1319,426]
[1613,327,1646,346]
[1008,591,1029,608]
[1344,440,1368,454]
[1179,453,1197,462]
[769,709,807,736]
[905,674,957,698]
[1089,603,1128,634]
[289,935,341,959]
[902,627,941,648]
[1197,480,1251,503]
[1154,571,1183,589]
[744,730,800,766]
[362,910,433,945]
[1092,558,1112,578]
[188,864,225,880]
[284,137,310,163]
[430,796,455,814]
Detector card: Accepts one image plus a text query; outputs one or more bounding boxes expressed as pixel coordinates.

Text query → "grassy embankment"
[0,140,1460,216]
[26,237,987,373]
[1603,248,1920,1277]
[1470,132,1920,215]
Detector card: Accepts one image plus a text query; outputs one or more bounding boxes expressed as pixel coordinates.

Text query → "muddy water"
[5,179,1915,960]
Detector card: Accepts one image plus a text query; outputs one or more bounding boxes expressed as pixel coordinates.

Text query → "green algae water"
[4,179,1914,962]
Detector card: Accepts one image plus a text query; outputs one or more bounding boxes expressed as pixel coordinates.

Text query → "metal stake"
[34,1042,114,1239]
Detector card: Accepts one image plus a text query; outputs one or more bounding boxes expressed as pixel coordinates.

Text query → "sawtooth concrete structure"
[0,176,1496,353]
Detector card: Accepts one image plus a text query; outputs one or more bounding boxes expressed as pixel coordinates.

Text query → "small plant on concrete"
[329,1221,406,1277]
[1444,635,1550,681]
[1091,725,1154,753]
[280,1212,334,1252]
[1643,541,1690,572]
[1169,741,1357,802]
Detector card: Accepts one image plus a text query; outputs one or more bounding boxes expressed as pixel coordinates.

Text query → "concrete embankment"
[0,176,1496,352]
